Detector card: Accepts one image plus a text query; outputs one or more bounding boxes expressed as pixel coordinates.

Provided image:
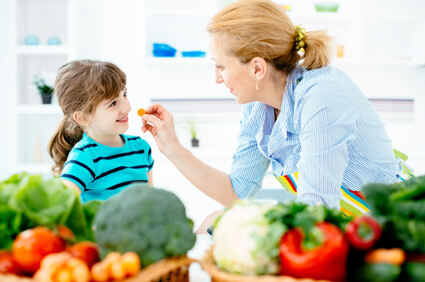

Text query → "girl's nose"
[123,99,131,113]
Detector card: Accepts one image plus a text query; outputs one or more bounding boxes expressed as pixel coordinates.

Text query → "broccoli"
[93,185,196,266]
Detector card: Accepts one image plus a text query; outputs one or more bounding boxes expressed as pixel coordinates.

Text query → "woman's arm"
[142,104,238,207]
[166,143,238,207]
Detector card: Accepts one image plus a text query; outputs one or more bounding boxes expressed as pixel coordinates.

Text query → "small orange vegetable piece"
[90,263,108,282]
[364,248,405,265]
[121,252,141,276]
[137,108,146,117]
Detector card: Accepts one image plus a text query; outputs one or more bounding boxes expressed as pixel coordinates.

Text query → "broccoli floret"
[93,185,196,266]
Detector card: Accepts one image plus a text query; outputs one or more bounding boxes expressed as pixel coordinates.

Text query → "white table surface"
[188,234,214,282]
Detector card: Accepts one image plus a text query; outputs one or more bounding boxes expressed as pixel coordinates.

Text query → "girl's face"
[86,89,131,141]
[209,36,258,104]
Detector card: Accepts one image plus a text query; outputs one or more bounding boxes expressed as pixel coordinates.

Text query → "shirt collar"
[278,67,304,137]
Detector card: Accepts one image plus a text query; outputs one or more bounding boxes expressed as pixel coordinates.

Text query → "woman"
[141,0,401,222]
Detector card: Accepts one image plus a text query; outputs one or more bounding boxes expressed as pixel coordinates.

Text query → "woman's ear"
[251,57,267,80]
[72,111,89,127]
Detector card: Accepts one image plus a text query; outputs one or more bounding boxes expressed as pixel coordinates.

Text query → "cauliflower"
[213,200,286,276]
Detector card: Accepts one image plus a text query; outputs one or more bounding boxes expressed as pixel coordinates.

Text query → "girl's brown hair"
[48,60,126,175]
[207,0,332,73]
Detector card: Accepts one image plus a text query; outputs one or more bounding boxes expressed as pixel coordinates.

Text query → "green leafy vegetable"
[362,175,425,252]
[0,172,101,250]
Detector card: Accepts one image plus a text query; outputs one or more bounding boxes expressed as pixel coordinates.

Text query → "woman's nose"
[215,70,223,84]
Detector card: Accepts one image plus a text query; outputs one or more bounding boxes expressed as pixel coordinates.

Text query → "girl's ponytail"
[48,117,83,175]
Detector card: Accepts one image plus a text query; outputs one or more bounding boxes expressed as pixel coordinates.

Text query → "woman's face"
[209,36,258,104]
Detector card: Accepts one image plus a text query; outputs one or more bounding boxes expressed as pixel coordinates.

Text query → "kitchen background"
[0,0,424,228]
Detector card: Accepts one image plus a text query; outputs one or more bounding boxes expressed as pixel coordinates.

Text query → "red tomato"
[67,242,100,268]
[0,251,22,275]
[56,225,75,242]
[12,227,66,274]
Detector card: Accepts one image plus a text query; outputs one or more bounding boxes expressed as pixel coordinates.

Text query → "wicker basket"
[0,255,195,282]
[201,247,331,282]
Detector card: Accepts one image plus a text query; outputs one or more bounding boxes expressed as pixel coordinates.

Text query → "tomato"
[0,251,22,275]
[67,242,100,268]
[345,216,382,250]
[56,225,75,242]
[12,227,66,274]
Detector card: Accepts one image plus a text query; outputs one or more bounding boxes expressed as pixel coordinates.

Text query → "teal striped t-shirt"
[61,133,154,202]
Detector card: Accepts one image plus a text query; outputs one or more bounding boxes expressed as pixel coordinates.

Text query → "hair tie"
[294,25,306,55]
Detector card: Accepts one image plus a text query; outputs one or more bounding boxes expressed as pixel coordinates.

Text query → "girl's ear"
[251,57,267,80]
[72,111,89,127]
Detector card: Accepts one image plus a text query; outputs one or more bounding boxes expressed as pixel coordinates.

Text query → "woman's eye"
[110,101,117,107]
[123,91,127,98]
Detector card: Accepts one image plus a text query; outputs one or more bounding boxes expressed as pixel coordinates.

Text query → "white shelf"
[17,105,62,115]
[16,45,69,55]
[16,163,51,174]
[332,58,420,68]
[288,12,351,25]
[363,14,423,22]
[145,57,211,65]
[147,11,213,17]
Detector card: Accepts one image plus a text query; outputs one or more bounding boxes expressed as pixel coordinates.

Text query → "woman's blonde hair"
[207,0,332,73]
[48,60,126,175]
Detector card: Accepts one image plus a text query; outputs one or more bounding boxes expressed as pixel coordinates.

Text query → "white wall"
[0,0,17,179]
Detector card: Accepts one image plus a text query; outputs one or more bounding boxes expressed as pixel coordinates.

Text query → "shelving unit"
[143,0,425,101]
[11,0,74,175]
[3,0,424,179]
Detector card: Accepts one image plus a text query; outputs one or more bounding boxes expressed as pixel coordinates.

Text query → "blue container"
[47,36,61,45]
[152,43,177,57]
[181,51,206,57]
[24,34,39,45]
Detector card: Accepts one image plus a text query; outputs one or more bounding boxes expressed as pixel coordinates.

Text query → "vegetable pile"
[0,173,197,281]
[0,172,100,249]
[211,175,425,281]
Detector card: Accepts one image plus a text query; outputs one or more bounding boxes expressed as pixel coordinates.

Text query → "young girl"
[48,60,154,202]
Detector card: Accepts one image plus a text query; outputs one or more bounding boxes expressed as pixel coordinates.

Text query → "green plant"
[33,77,54,96]
[188,120,197,140]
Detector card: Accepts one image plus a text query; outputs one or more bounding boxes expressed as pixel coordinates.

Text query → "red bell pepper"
[279,222,349,281]
[345,216,381,250]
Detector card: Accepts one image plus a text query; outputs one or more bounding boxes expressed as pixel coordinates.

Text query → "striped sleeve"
[61,149,95,192]
[296,81,357,210]
[139,138,154,172]
[229,104,270,199]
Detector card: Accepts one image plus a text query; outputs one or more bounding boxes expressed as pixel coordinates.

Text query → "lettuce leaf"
[0,172,101,250]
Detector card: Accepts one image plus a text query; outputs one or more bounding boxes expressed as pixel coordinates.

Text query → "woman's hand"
[195,210,224,235]
[141,104,181,157]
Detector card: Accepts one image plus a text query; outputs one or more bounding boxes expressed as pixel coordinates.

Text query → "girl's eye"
[123,91,127,98]
[110,101,117,107]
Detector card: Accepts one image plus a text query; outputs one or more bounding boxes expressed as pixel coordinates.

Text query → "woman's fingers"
[142,124,155,135]
[142,114,163,127]
[146,104,167,118]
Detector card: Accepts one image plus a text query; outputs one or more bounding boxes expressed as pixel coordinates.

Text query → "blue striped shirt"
[61,133,154,202]
[229,66,401,209]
